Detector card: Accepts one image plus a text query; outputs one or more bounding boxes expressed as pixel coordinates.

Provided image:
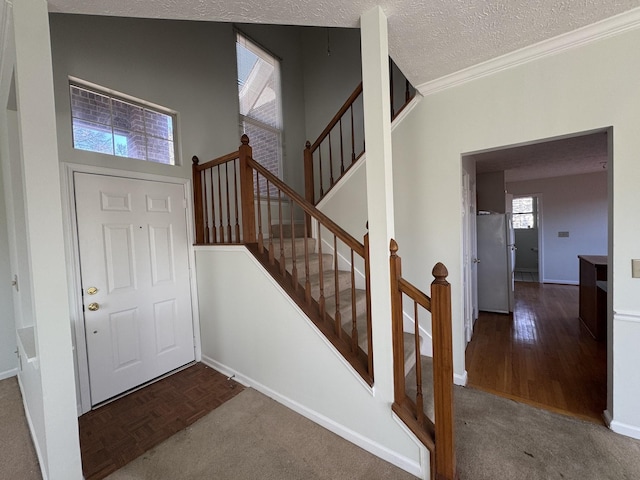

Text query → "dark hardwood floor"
[79,363,244,480]
[465,282,607,424]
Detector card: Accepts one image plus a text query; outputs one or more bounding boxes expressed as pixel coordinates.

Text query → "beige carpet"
[0,377,41,480]
[455,386,640,480]
[105,388,416,480]
[5,371,640,480]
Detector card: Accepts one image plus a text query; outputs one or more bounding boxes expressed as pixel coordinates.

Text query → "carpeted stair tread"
[284,253,334,277]
[307,269,353,299]
[325,288,367,322]
[269,237,316,258]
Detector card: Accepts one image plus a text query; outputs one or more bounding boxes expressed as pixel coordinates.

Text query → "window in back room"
[512,196,537,229]
[69,80,178,165]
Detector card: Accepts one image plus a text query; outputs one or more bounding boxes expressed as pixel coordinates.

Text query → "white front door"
[75,173,195,405]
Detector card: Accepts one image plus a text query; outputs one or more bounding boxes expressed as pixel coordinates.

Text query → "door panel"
[75,173,194,405]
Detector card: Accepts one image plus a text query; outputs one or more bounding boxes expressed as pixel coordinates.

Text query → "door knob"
[87,302,100,311]
[473,258,481,263]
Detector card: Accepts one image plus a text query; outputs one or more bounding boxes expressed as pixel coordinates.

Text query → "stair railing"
[193,135,374,384]
[389,239,457,480]
[304,60,416,207]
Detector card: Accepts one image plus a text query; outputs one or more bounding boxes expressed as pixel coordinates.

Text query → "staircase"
[191,68,457,479]
[266,223,420,376]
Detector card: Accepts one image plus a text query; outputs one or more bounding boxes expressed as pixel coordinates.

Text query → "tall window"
[70,81,177,165]
[236,33,283,185]
[512,196,537,229]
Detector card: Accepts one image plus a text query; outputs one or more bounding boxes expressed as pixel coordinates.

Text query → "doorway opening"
[461,129,610,423]
[512,195,541,283]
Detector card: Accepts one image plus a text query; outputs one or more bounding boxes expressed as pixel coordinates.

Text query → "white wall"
[195,246,424,478]
[391,24,640,436]
[0,131,17,379]
[4,1,83,478]
[508,172,607,284]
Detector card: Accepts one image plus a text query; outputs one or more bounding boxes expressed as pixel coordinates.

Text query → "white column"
[13,0,83,478]
[361,7,395,402]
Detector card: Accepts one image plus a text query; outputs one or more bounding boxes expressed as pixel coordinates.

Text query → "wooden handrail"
[310,83,363,152]
[389,239,457,480]
[193,136,374,384]
[193,150,241,172]
[304,61,416,205]
[247,157,365,256]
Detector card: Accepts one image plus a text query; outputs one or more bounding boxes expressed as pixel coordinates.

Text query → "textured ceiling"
[469,132,609,183]
[46,0,640,87]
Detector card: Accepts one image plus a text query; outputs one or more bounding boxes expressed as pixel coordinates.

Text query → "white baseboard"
[0,367,18,381]
[454,371,468,386]
[542,279,579,285]
[604,408,640,440]
[17,374,49,480]
[608,419,640,440]
[201,355,423,478]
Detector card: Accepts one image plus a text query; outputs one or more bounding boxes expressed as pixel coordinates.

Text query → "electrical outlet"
[632,259,640,278]
[558,231,569,238]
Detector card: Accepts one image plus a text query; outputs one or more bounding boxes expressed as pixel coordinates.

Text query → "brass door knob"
[87,302,100,311]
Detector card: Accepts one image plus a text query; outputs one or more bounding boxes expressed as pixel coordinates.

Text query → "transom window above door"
[69,79,178,165]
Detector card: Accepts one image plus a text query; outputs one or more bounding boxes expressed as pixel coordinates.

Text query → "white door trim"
[60,163,201,415]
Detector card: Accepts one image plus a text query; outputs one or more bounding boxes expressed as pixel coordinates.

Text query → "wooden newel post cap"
[432,262,449,285]
[241,134,250,145]
[305,140,311,149]
[192,155,199,165]
[389,238,398,256]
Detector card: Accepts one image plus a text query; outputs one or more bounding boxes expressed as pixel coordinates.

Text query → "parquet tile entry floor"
[79,363,244,480]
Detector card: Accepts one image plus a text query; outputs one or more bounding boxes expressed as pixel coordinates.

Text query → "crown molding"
[416,6,640,97]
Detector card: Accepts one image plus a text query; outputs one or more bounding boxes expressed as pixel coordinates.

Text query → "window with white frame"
[69,81,177,165]
[512,196,537,229]
[236,32,283,186]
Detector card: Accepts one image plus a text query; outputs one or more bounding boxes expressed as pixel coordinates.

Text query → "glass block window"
[236,32,282,193]
[512,196,537,229]
[70,82,177,165]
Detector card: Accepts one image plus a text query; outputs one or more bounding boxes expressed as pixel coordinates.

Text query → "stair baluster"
[256,170,263,253]
[234,159,240,242]
[333,234,341,338]
[290,203,298,291]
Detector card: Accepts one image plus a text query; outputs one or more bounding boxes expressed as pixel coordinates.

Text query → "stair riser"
[284,254,334,278]
[269,223,306,238]
[269,238,316,258]
[309,272,352,300]
[325,290,367,322]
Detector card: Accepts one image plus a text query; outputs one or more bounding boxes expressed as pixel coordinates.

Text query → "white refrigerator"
[476,213,515,314]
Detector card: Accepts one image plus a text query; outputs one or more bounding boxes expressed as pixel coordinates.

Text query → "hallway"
[465,282,607,423]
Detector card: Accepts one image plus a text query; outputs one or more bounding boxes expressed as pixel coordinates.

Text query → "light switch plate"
[632,259,640,278]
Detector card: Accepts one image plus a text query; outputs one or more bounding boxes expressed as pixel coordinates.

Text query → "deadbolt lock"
[87,302,100,311]
[87,286,98,295]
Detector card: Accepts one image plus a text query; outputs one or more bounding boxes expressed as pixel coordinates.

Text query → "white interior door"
[75,173,194,405]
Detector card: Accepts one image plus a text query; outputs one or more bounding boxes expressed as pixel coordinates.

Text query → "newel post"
[389,239,405,406]
[192,156,205,244]
[238,135,256,243]
[431,262,458,480]
[304,141,314,232]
